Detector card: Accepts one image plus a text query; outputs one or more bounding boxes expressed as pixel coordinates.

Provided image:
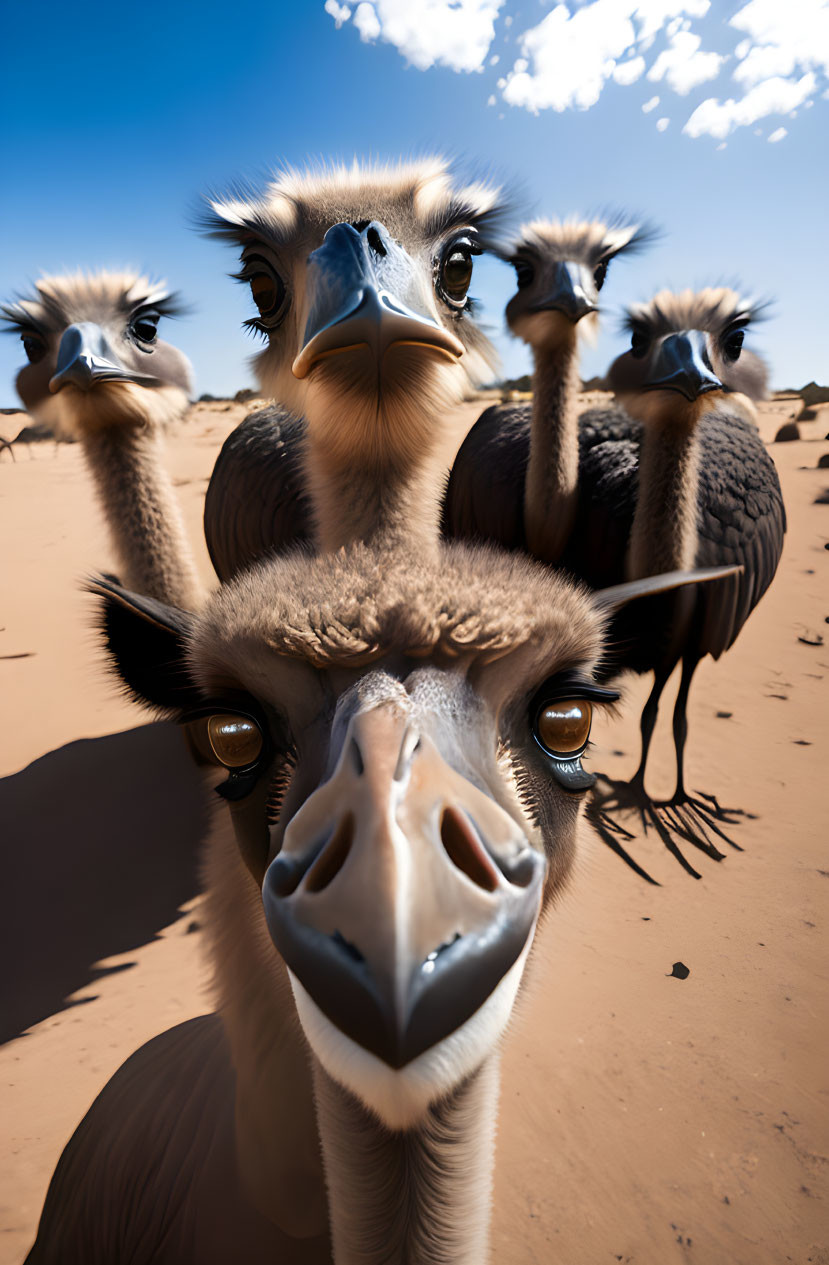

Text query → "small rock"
[774,421,800,442]
[667,961,690,980]
[798,632,824,646]
[818,453,829,469]
[815,490,829,504]
[716,710,733,719]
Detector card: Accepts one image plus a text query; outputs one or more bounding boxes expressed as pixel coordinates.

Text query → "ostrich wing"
[25,1016,330,1264]
[693,410,786,659]
[443,401,785,669]
[203,406,312,582]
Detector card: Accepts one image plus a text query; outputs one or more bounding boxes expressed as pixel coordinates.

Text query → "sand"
[0,397,826,1264]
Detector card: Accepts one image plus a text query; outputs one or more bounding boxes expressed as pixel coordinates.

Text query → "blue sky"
[1,0,827,402]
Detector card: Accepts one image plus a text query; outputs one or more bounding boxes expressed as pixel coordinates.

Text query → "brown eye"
[250,272,284,318]
[207,715,264,768]
[534,700,592,757]
[439,237,479,307]
[21,333,46,364]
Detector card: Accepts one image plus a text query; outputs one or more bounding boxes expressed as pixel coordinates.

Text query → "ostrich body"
[23,161,731,1263]
[445,288,785,874]
[2,273,202,609]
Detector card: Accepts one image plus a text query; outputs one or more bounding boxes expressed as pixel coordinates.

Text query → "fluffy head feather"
[1,272,185,336]
[202,157,506,251]
[624,287,763,340]
[505,216,653,266]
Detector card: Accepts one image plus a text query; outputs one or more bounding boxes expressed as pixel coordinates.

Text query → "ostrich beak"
[645,331,721,400]
[49,323,157,393]
[262,702,544,1068]
[529,261,597,322]
[292,221,464,379]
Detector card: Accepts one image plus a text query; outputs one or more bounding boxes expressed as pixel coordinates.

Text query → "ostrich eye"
[513,259,535,289]
[21,333,46,364]
[131,313,159,344]
[207,715,264,769]
[593,260,608,291]
[534,700,593,758]
[250,272,285,318]
[630,328,650,359]
[722,328,744,362]
[438,236,480,308]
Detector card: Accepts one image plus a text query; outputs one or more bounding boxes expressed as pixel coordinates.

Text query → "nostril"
[440,807,499,892]
[366,225,387,258]
[305,813,355,893]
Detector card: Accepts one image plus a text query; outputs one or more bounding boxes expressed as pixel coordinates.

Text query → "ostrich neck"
[314,1056,500,1265]
[83,425,203,608]
[524,334,581,563]
[627,417,701,578]
[305,433,444,555]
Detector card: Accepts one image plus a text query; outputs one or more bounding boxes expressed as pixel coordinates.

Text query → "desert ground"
[0,394,826,1264]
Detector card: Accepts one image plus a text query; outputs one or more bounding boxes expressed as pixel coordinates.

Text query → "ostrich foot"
[588,776,754,881]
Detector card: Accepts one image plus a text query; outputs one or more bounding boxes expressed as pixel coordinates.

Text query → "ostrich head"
[502,217,651,350]
[203,159,502,488]
[1,273,193,437]
[97,545,635,1128]
[608,287,769,427]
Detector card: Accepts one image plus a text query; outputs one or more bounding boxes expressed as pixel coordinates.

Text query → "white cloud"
[324,0,352,25]
[342,0,505,72]
[656,115,670,129]
[499,1,733,114]
[730,0,829,86]
[501,1,638,112]
[633,0,710,42]
[767,125,788,141]
[683,71,817,138]
[647,30,724,93]
[613,54,646,84]
[326,0,828,144]
[353,2,381,41]
[487,93,497,105]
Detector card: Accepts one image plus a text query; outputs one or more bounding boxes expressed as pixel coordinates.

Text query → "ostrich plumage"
[443,290,786,877]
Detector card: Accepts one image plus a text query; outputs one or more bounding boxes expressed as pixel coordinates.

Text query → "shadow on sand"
[0,722,210,1045]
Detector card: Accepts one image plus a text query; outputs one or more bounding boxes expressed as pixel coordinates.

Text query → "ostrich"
[1,272,202,609]
[446,286,784,876]
[443,216,651,563]
[24,160,732,1263]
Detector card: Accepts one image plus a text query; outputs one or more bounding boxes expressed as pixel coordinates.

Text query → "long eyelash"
[266,749,297,826]
[242,316,271,341]
[135,293,190,321]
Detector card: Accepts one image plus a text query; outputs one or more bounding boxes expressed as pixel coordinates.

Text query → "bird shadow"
[0,722,210,1045]
[587,775,753,883]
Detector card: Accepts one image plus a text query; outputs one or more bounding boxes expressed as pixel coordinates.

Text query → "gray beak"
[646,331,722,400]
[292,221,464,379]
[262,702,543,1068]
[49,323,156,394]
[530,261,597,323]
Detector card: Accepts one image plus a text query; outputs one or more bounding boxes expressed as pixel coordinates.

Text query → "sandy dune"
[0,397,826,1264]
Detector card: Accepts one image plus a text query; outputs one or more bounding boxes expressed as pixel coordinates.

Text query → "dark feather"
[442,400,785,681]
[203,406,312,582]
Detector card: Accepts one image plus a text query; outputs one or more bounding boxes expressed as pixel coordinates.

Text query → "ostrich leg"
[661,655,752,850]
